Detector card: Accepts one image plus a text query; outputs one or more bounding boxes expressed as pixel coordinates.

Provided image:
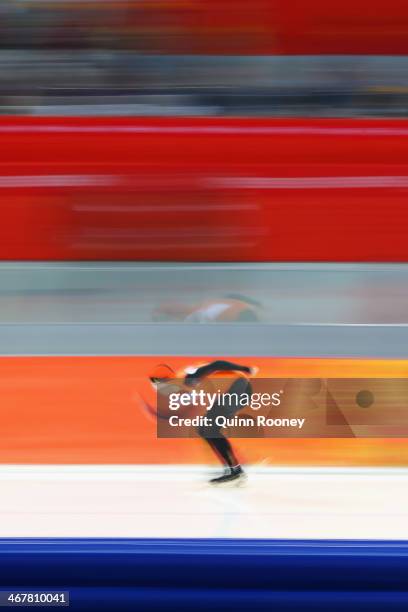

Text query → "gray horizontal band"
[0,323,407,358]
[0,262,406,357]
[0,262,408,326]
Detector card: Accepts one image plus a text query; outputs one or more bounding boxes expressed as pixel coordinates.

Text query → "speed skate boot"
[209,465,247,486]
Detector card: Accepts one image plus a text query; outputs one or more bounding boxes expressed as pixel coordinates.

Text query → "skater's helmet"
[149,363,175,383]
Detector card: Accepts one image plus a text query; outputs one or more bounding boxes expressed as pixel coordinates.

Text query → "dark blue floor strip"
[0,538,407,610]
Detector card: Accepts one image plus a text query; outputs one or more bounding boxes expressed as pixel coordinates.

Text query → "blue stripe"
[0,539,407,610]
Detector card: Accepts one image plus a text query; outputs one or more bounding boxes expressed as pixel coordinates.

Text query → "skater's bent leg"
[205,435,240,468]
[198,422,240,468]
[198,428,245,485]
[196,377,251,484]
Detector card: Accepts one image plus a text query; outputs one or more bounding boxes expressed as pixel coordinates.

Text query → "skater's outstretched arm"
[184,360,252,386]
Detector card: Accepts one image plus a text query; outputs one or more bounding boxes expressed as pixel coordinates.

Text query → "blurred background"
[0,0,408,495]
[0,0,407,117]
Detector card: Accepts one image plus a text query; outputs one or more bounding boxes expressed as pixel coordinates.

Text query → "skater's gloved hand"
[184,372,201,387]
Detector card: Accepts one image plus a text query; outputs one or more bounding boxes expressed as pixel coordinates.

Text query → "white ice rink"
[0,465,407,540]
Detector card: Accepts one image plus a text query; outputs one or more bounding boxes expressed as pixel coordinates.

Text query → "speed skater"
[149,359,256,486]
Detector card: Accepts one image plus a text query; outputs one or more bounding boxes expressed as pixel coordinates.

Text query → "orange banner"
[1,356,408,466]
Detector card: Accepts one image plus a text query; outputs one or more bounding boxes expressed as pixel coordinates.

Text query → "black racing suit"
[184,360,252,468]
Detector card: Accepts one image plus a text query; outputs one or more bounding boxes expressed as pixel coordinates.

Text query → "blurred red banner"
[2,117,408,262]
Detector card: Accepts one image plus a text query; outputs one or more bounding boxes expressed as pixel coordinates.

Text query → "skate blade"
[210,475,248,488]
